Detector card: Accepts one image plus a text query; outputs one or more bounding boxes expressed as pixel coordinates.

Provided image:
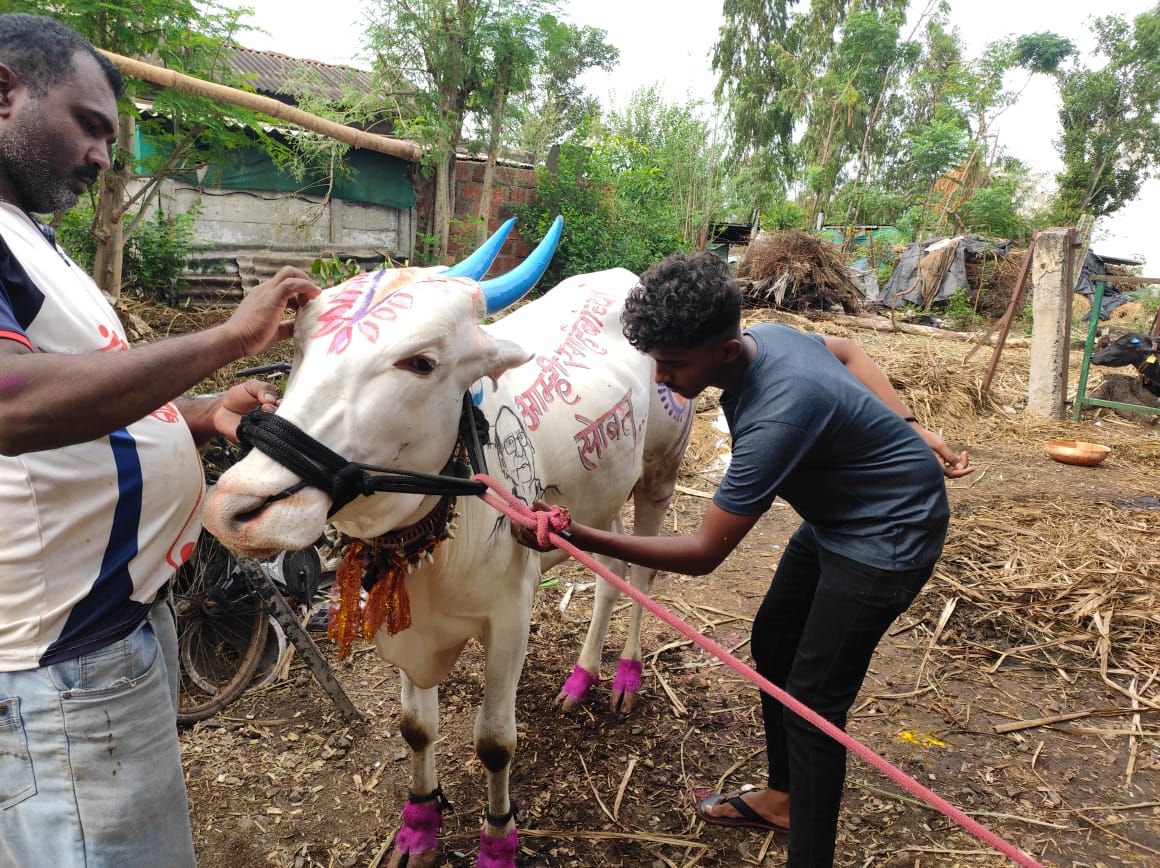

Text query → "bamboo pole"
[98,49,423,163]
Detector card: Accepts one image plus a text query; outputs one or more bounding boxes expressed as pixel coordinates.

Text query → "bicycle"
[174,364,360,724]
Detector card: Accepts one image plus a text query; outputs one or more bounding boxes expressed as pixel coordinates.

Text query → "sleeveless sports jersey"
[0,203,203,671]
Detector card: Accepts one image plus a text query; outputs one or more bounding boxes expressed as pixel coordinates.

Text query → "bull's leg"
[389,675,443,868]
[609,487,671,713]
[555,516,629,712]
[474,581,533,868]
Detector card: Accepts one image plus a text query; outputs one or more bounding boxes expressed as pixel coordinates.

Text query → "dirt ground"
[175,313,1160,868]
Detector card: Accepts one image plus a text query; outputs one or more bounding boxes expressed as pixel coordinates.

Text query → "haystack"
[737,231,865,313]
[968,247,1025,318]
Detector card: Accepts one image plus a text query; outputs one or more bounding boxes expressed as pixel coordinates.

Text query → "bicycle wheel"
[173,531,269,724]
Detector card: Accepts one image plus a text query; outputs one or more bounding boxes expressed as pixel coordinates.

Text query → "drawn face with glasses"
[495,406,541,505]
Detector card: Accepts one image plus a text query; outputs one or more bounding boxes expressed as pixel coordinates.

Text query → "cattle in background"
[201,219,694,868]
[1092,332,1160,397]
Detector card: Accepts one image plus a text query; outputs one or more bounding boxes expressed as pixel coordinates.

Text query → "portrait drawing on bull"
[202,217,695,868]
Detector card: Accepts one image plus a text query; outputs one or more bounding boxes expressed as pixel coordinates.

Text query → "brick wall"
[414,159,538,276]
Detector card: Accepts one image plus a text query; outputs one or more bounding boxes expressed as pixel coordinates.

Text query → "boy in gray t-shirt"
[514,252,972,867]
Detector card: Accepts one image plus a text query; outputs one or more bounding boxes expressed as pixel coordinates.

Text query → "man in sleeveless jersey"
[515,252,973,867]
[0,14,321,867]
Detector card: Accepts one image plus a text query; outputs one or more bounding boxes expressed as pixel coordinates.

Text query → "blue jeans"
[0,596,196,868]
[753,523,938,868]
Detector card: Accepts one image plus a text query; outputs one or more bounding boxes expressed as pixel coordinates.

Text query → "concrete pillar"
[1027,228,1072,419]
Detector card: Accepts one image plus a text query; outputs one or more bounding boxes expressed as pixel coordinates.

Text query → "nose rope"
[473,472,1045,868]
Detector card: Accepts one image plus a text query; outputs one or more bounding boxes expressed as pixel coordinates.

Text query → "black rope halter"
[236,392,489,517]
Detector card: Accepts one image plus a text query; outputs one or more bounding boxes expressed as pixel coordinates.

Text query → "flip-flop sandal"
[694,787,789,834]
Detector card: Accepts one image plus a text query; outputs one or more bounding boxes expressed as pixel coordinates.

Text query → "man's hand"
[221,266,321,357]
[913,424,974,479]
[510,500,563,552]
[212,380,280,443]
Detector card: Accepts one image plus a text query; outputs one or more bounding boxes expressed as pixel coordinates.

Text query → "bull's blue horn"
[443,217,516,279]
[479,215,563,316]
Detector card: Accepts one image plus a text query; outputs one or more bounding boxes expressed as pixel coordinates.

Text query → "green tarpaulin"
[138,133,415,210]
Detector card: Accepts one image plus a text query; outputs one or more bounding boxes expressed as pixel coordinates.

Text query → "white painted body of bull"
[202,263,693,867]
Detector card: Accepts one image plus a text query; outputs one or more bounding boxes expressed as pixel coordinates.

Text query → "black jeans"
[752,523,936,867]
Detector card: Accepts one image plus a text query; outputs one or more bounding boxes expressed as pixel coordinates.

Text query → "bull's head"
[1092,332,1160,369]
[203,219,562,556]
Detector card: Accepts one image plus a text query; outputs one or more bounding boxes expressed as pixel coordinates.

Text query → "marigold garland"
[328,540,366,659]
[327,503,454,658]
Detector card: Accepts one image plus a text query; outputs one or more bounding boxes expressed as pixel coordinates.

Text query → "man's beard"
[0,109,83,214]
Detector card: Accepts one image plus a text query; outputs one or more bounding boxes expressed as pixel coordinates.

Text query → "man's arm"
[514,501,761,574]
[822,335,973,478]
[0,267,318,456]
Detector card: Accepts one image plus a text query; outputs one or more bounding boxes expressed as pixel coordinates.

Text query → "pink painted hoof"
[611,657,644,712]
[477,827,518,867]
[559,664,599,703]
[394,797,443,859]
[612,658,643,694]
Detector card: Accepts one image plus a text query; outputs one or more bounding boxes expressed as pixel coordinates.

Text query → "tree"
[366,0,492,262]
[507,15,619,162]
[603,87,727,249]
[518,88,725,281]
[799,8,917,225]
[1051,7,1160,222]
[16,1,278,299]
[470,6,545,236]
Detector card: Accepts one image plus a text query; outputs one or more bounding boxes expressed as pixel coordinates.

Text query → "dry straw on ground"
[937,499,1160,709]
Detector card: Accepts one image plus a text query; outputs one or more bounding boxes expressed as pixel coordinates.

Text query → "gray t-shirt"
[713,323,949,570]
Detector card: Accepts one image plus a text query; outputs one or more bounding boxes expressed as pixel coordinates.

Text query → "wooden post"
[99,50,422,163]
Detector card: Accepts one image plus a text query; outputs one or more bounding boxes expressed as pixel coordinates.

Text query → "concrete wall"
[136,180,417,298]
[148,180,415,254]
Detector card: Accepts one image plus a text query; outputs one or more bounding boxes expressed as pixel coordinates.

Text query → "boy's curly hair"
[621,252,740,352]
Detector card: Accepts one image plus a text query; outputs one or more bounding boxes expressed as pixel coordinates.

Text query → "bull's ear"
[482,336,531,382]
[468,329,531,385]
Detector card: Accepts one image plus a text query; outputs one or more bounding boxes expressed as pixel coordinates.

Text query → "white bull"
[202,224,694,868]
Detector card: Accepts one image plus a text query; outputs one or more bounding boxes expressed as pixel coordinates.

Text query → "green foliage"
[940,288,984,331]
[1012,32,1077,74]
[518,87,728,281]
[761,200,807,231]
[517,140,683,282]
[827,185,909,228]
[310,255,362,289]
[56,206,100,274]
[57,203,202,301]
[714,0,914,217]
[960,175,1031,240]
[1049,8,1160,222]
[506,15,619,160]
[124,207,202,302]
[412,231,441,268]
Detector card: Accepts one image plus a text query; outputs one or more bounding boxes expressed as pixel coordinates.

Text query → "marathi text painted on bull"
[574,390,637,471]
[515,289,615,430]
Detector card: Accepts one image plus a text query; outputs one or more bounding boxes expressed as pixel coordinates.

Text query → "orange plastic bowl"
[1044,439,1111,466]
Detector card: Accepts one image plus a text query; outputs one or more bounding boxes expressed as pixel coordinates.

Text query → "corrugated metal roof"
[224,44,375,102]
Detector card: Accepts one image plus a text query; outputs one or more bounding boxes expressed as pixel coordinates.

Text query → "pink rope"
[474,473,1044,868]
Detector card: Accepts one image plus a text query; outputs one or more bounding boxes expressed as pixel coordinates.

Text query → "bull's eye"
[399,356,437,375]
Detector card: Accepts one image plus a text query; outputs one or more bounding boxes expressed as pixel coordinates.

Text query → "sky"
[232,0,1158,268]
